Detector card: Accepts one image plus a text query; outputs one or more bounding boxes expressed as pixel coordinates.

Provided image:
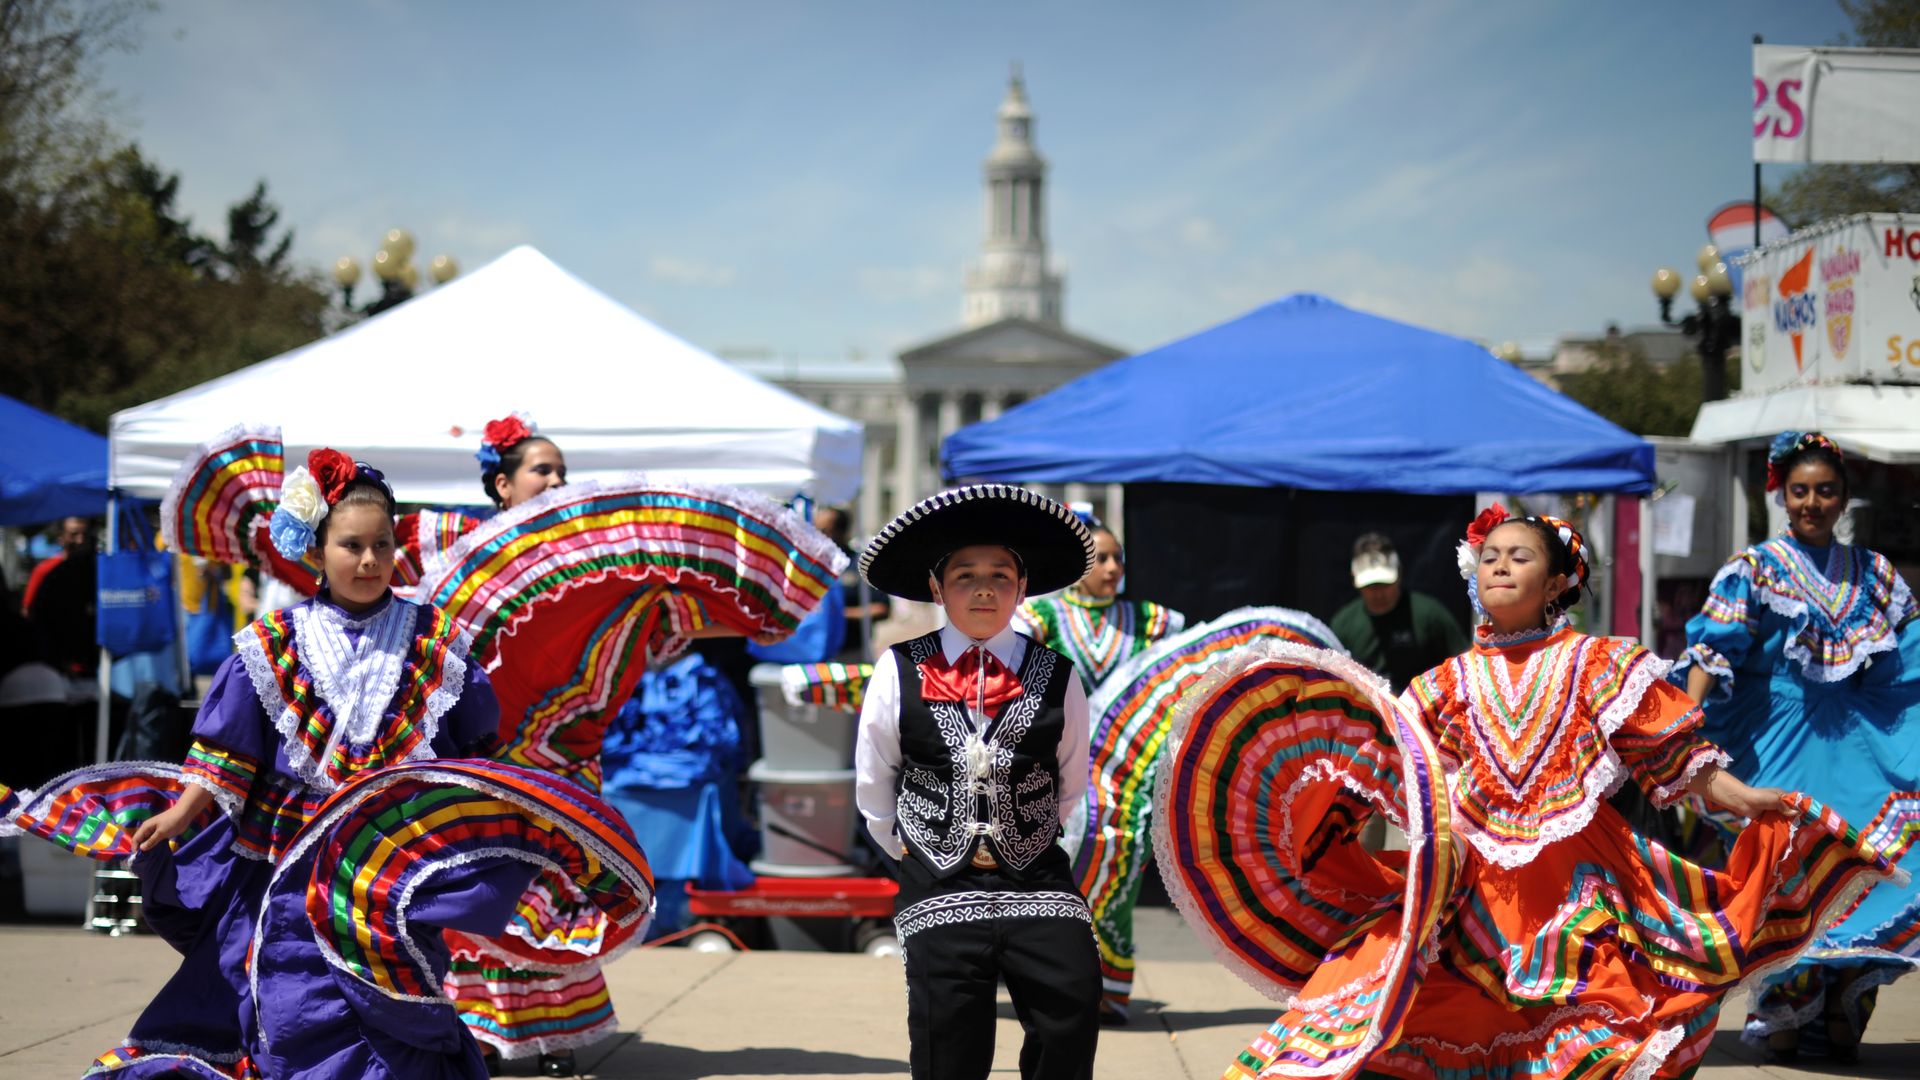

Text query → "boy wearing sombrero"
[855,485,1102,1080]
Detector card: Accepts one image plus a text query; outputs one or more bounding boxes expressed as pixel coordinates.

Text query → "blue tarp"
[0,394,110,525]
[941,294,1655,495]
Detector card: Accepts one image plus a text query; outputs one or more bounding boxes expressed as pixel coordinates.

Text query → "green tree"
[1767,0,1920,224]
[220,180,293,275]
[1555,341,1741,438]
[121,145,212,269]
[0,0,331,432]
[0,0,144,194]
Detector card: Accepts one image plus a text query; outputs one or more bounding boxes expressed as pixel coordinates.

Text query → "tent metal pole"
[1595,495,1613,635]
[1639,496,1657,647]
[94,490,117,766]
[0,527,23,587]
[1729,446,1752,551]
[1753,36,1764,252]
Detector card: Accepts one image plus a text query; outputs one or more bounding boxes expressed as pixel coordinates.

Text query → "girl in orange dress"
[1154,506,1906,1079]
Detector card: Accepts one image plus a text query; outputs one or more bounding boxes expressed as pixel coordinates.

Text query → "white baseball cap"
[1351,550,1400,588]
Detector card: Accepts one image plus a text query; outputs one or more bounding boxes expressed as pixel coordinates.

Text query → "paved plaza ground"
[2,908,1915,1079]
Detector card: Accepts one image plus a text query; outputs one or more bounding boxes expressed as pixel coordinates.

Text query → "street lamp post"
[1650,244,1738,403]
[332,228,460,317]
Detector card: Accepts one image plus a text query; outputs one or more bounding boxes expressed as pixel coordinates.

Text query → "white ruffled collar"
[236,594,421,789]
[309,588,396,631]
[1474,614,1571,650]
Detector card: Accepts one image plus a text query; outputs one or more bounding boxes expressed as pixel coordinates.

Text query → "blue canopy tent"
[940,295,1656,628]
[942,294,1653,494]
[0,394,111,526]
[0,397,182,777]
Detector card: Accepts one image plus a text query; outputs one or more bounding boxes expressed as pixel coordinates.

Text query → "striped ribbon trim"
[780,662,873,714]
[496,587,667,790]
[443,956,615,1058]
[1074,607,1344,1007]
[88,1042,257,1078]
[160,424,285,565]
[238,603,467,789]
[3,763,211,859]
[1021,595,1184,688]
[1149,639,1451,1079]
[420,480,844,658]
[263,760,653,1004]
[182,738,258,812]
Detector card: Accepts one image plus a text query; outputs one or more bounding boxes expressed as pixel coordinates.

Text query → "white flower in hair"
[278,466,328,527]
[1456,539,1479,580]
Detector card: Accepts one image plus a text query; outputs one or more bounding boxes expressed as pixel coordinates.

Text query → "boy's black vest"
[890,631,1074,883]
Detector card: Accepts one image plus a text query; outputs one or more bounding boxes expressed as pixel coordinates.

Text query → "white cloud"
[420,213,536,257]
[648,255,737,288]
[857,264,953,303]
[1178,216,1227,254]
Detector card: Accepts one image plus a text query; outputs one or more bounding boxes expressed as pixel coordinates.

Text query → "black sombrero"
[860,484,1094,603]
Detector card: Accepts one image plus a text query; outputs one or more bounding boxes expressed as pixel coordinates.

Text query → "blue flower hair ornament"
[268,510,316,561]
[267,465,329,560]
[1765,430,1844,495]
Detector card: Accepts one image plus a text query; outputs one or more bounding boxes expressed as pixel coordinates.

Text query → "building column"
[894,392,922,512]
[937,392,963,440]
[936,393,964,484]
[860,439,885,537]
[982,391,1007,421]
[1064,482,1091,511]
[1105,484,1125,539]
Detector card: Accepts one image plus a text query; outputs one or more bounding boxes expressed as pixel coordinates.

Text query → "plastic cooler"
[748,760,857,875]
[16,837,94,917]
[749,664,856,770]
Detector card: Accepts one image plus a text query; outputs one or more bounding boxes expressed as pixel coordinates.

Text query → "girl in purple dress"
[2,432,655,1080]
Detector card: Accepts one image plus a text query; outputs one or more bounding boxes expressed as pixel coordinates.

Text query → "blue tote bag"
[95,504,177,659]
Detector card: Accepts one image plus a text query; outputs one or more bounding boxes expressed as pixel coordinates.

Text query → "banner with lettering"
[1754,44,1920,164]
[1737,214,1920,392]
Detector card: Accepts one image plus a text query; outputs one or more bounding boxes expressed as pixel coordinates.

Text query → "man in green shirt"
[1328,533,1468,691]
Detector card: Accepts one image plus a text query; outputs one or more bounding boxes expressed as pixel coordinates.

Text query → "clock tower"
[964,66,1065,327]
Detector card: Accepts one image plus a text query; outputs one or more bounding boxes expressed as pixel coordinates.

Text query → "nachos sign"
[1736,214,1920,392]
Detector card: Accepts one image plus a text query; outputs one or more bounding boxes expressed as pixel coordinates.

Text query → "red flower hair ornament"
[269,445,367,561]
[307,448,358,506]
[1464,503,1510,547]
[476,414,537,472]
[483,416,533,451]
[1457,502,1509,581]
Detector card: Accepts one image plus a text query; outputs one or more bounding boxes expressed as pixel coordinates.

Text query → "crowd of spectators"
[3,517,101,789]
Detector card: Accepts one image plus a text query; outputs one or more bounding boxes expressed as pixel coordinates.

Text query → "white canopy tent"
[1691,383,1920,464]
[109,245,864,505]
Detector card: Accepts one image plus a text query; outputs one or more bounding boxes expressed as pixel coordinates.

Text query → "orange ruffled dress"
[1155,626,1904,1080]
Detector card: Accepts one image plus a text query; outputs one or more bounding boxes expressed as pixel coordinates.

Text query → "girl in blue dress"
[1673,430,1920,1063]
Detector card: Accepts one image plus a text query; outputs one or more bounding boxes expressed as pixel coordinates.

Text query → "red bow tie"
[920,646,1025,714]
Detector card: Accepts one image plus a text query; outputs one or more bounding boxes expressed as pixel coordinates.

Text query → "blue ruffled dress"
[1671,534,1920,1043]
[602,653,755,933]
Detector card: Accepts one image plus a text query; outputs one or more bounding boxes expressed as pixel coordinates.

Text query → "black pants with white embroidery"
[893,851,1100,1080]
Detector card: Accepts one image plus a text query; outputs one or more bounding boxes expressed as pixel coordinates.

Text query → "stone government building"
[730,70,1127,536]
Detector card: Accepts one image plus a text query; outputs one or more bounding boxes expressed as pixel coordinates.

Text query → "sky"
[97,1,1855,364]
